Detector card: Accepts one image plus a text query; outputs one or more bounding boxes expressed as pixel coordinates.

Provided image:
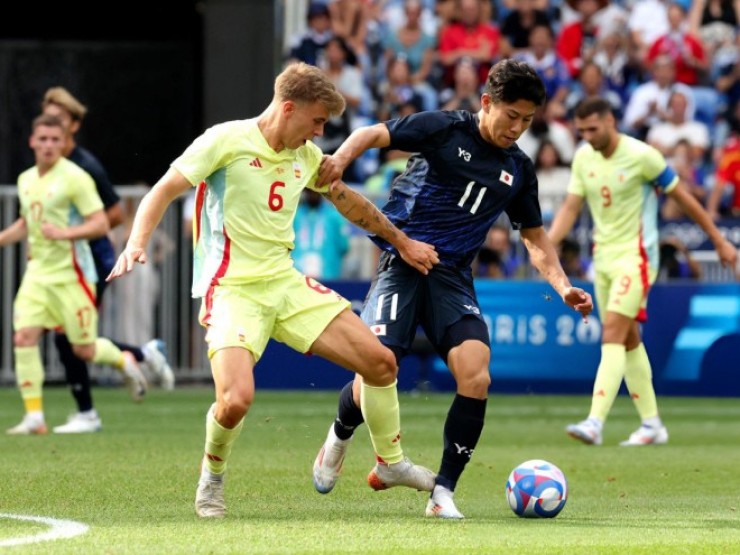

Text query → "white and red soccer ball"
[506,459,568,518]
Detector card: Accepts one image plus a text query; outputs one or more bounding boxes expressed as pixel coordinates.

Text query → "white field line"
[0,513,89,547]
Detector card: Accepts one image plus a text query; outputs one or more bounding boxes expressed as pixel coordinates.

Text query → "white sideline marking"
[0,513,89,547]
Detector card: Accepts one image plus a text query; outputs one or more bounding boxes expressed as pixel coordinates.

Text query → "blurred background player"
[1,114,149,435]
[41,87,174,433]
[548,97,737,447]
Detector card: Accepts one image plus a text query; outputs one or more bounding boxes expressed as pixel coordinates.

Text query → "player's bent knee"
[218,390,253,424]
[13,330,40,347]
[458,370,491,398]
[358,346,398,385]
[71,345,95,361]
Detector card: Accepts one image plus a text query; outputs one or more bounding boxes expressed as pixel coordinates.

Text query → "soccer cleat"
[53,411,102,434]
[313,425,352,494]
[367,457,436,492]
[566,418,603,445]
[143,339,175,391]
[195,467,226,518]
[620,424,669,446]
[122,352,148,402]
[425,485,464,519]
[6,413,48,435]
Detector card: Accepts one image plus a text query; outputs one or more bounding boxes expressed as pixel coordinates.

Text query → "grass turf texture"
[1,387,738,554]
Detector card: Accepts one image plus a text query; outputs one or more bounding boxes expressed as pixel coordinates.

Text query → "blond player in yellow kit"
[0,114,148,435]
[549,97,737,446]
[107,62,441,518]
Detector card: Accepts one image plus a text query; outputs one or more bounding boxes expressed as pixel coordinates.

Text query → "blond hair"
[274,62,345,117]
[41,87,88,121]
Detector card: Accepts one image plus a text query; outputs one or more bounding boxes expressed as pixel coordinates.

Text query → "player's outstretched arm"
[669,181,738,270]
[547,193,584,245]
[317,124,391,188]
[322,181,439,275]
[520,226,593,320]
[0,218,28,247]
[107,168,192,282]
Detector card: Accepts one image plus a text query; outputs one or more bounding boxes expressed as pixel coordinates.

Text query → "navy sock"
[333,381,364,440]
[112,341,145,362]
[55,332,94,412]
[436,394,487,492]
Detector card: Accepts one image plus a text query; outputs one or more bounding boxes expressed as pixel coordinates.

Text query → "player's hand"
[41,223,67,240]
[397,239,439,275]
[562,286,593,322]
[317,155,345,190]
[106,246,148,282]
[716,239,738,270]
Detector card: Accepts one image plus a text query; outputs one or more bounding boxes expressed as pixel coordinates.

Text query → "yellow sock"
[204,403,244,475]
[93,337,125,370]
[15,346,44,411]
[624,343,659,420]
[588,343,627,422]
[360,380,403,464]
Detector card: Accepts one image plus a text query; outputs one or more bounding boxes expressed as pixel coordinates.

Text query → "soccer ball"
[505,459,568,518]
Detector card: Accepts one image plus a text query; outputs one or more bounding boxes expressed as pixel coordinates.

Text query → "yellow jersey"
[173,118,324,297]
[17,157,103,284]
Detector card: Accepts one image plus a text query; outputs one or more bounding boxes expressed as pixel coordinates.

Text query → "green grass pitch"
[1,386,738,554]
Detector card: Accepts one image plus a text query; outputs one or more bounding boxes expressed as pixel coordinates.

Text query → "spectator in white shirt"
[622,54,695,139]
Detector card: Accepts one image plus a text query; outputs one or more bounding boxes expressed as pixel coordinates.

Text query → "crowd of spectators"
[285,0,740,279]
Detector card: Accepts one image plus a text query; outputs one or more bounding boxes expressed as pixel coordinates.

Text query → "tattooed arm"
[322,181,439,275]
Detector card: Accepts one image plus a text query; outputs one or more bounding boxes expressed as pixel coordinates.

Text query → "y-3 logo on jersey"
[463,304,480,315]
[458,147,471,162]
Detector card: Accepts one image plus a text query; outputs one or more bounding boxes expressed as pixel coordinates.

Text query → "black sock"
[333,381,364,440]
[112,341,145,362]
[436,394,487,492]
[55,332,94,412]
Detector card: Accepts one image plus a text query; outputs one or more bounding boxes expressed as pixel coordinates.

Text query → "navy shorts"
[361,252,490,362]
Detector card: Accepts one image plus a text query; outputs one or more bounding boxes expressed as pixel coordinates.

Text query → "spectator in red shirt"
[707,116,740,219]
[438,0,501,88]
[556,0,606,78]
[646,2,709,86]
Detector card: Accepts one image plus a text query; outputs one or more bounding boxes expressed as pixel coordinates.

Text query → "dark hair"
[325,36,358,67]
[482,59,546,106]
[574,96,613,119]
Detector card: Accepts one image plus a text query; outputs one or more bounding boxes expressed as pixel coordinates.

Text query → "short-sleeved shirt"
[17,157,103,284]
[378,110,542,269]
[568,134,678,270]
[172,118,324,297]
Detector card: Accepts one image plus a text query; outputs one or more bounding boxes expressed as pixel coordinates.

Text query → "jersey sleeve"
[70,169,104,216]
[303,141,326,192]
[79,150,119,208]
[172,122,235,186]
[504,157,543,229]
[642,143,678,193]
[385,111,455,154]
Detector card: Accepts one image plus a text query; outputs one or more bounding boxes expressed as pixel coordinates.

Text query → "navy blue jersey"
[68,145,119,275]
[69,146,119,209]
[373,110,542,268]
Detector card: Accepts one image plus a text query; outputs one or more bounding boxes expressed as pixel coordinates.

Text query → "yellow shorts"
[198,268,350,360]
[13,275,98,344]
[593,255,657,322]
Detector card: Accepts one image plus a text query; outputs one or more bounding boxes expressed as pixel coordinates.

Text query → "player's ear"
[282,100,296,117]
[481,94,491,112]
